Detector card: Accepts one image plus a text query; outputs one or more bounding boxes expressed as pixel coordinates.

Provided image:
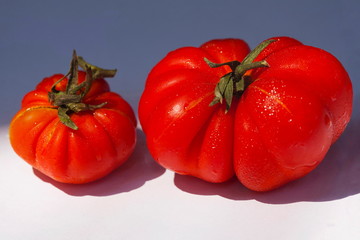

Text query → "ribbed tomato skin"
[9,71,137,184]
[139,37,352,191]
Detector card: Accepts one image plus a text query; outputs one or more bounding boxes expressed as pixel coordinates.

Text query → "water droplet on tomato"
[324,113,331,127]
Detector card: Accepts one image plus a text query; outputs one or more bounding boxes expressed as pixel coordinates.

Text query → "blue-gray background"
[1,0,359,125]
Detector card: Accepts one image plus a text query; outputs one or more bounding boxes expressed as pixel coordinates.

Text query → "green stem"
[78,56,117,80]
[234,60,269,78]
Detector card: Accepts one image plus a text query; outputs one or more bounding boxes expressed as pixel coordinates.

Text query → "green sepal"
[67,102,108,113]
[48,50,117,130]
[241,39,276,65]
[235,77,245,92]
[58,107,78,130]
[204,58,240,72]
[209,73,234,112]
[224,77,233,113]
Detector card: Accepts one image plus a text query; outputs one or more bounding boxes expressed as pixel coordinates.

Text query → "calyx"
[48,51,117,130]
[205,39,276,112]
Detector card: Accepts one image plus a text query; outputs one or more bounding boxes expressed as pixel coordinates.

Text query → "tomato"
[9,52,137,184]
[138,37,352,191]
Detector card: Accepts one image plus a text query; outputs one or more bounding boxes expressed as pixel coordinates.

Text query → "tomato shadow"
[174,118,360,204]
[33,129,166,196]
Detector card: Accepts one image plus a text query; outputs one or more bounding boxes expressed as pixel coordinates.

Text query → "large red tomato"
[9,52,137,184]
[138,37,352,191]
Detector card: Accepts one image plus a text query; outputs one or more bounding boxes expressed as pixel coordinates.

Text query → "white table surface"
[1,121,359,240]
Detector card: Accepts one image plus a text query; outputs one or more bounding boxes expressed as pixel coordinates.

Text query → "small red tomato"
[138,37,352,191]
[9,52,137,184]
